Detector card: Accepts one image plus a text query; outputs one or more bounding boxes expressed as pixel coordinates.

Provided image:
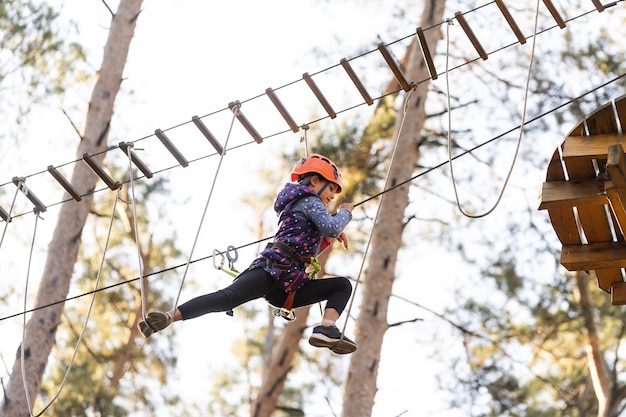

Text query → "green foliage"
[0,0,87,128]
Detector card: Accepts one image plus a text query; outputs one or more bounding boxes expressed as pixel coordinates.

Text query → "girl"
[138,154,356,354]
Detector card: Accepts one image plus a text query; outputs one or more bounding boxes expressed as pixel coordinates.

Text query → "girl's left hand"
[337,232,349,249]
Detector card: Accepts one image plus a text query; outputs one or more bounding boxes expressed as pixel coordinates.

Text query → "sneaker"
[138,310,172,338]
[308,325,357,354]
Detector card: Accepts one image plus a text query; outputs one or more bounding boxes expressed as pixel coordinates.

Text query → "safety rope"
[445,0,540,218]
[339,85,417,342]
[124,144,149,320]
[171,109,237,312]
[20,189,121,417]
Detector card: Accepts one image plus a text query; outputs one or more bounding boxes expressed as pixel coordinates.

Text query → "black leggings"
[178,267,352,321]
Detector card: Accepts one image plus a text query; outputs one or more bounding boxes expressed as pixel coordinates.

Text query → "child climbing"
[138,153,357,354]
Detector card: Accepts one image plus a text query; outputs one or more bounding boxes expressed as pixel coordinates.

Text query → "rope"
[445,0,540,218]
[124,144,148,320]
[20,189,120,416]
[339,85,416,341]
[300,124,310,156]
[0,180,21,253]
[171,109,237,312]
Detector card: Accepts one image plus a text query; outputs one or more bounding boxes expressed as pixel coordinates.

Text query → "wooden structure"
[538,95,626,304]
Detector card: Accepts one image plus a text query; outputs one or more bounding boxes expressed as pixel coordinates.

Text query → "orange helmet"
[291,154,343,193]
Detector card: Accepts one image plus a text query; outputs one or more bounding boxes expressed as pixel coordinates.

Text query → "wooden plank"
[562,134,626,159]
[586,103,622,135]
[546,146,566,181]
[538,179,606,210]
[595,269,622,293]
[577,205,613,242]
[548,208,581,245]
[561,241,626,271]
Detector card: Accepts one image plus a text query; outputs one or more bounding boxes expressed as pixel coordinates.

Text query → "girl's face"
[309,175,339,205]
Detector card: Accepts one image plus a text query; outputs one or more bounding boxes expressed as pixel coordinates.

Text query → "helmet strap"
[317,180,330,196]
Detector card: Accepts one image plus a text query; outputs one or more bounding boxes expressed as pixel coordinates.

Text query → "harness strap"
[271,240,309,269]
[282,291,296,310]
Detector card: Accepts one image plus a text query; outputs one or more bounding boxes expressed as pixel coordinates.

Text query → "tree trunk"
[252,305,311,417]
[341,1,445,416]
[574,271,626,417]
[253,248,332,417]
[0,1,142,415]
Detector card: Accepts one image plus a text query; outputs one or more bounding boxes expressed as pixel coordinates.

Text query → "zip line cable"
[445,0,540,218]
[1,69,626,324]
[20,188,121,416]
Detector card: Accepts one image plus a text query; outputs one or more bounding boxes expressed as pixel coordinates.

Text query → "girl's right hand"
[339,202,354,212]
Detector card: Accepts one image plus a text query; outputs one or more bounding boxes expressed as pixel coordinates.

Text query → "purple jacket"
[251,183,352,293]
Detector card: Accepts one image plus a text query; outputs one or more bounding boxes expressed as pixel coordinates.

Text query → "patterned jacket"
[250,182,352,293]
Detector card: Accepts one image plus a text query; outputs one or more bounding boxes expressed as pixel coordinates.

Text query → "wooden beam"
[561,241,626,271]
[562,134,626,159]
[538,179,606,210]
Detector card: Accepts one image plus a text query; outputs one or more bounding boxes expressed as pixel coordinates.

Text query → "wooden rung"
[591,0,605,12]
[83,153,120,190]
[454,12,488,60]
[494,0,526,44]
[340,58,374,105]
[266,88,300,132]
[302,73,337,119]
[191,116,225,154]
[229,101,263,144]
[0,206,11,223]
[542,0,566,29]
[377,43,412,91]
[119,142,153,179]
[416,27,438,80]
[47,165,82,201]
[155,129,189,167]
[12,177,47,213]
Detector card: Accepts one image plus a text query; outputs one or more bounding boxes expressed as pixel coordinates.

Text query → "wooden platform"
[538,94,626,305]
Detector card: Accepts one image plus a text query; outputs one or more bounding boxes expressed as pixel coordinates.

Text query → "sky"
[1,0,624,416]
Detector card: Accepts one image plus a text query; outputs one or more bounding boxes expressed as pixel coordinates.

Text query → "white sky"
[2,0,622,416]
